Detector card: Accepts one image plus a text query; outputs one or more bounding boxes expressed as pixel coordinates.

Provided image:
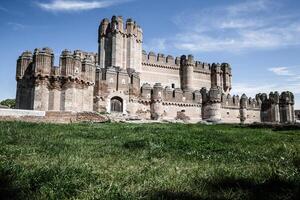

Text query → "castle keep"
[15,16,295,123]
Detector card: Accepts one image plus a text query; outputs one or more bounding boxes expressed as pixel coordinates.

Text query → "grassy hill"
[0,121,299,200]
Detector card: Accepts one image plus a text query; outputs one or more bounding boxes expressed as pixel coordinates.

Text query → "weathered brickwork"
[15,16,295,123]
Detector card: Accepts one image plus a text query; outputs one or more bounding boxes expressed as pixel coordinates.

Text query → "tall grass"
[0,121,299,199]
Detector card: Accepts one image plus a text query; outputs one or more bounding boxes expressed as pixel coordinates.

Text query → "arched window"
[111,96,123,113]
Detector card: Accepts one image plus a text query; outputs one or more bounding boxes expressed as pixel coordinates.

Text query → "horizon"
[1,0,300,108]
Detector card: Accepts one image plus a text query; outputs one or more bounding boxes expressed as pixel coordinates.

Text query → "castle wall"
[141,52,212,90]
[220,107,240,123]
[161,104,202,123]
[245,109,261,123]
[140,63,181,87]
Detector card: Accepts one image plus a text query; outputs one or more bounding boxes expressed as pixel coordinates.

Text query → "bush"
[0,99,16,108]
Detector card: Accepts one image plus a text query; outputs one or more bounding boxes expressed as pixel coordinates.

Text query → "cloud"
[268,67,292,76]
[7,22,26,31]
[144,38,166,52]
[232,82,300,109]
[36,0,127,12]
[226,0,272,15]
[0,5,8,12]
[166,0,300,52]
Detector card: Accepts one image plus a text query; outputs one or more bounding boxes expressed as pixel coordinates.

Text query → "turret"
[240,94,248,123]
[221,63,232,93]
[180,55,194,91]
[60,49,73,76]
[202,86,222,122]
[98,18,109,68]
[269,91,280,122]
[151,83,164,120]
[16,51,33,80]
[126,18,135,35]
[73,50,82,78]
[279,91,295,123]
[211,63,222,89]
[141,83,151,99]
[82,56,95,84]
[33,47,54,76]
[99,18,110,37]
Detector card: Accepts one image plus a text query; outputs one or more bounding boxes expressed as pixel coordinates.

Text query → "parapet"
[142,51,220,75]
[142,50,180,69]
[16,47,97,84]
[139,83,202,105]
[99,16,143,42]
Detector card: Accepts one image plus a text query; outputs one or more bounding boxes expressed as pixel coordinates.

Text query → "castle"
[15,16,295,123]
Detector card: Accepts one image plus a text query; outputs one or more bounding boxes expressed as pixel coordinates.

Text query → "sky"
[0,0,300,108]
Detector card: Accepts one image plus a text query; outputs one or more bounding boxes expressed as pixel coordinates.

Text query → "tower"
[98,16,143,72]
[240,94,248,123]
[16,51,33,109]
[279,91,295,123]
[151,83,164,120]
[32,48,54,111]
[180,55,194,91]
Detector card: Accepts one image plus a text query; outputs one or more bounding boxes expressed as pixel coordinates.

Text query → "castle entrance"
[110,96,123,113]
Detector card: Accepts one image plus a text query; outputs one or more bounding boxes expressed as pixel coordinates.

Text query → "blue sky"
[0,0,300,108]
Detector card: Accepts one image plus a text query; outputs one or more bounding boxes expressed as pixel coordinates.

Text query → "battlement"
[99,15,143,42]
[142,50,215,72]
[16,48,97,84]
[140,83,202,105]
[256,91,294,105]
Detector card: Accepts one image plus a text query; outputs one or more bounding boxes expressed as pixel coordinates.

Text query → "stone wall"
[16,48,96,112]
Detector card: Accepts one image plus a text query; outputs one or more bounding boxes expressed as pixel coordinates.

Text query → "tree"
[0,99,16,108]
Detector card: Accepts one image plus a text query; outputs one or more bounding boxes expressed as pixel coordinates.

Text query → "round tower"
[60,49,73,77]
[204,86,222,122]
[279,91,295,123]
[180,55,194,91]
[151,83,164,120]
[16,51,33,80]
[33,47,54,76]
[240,94,248,123]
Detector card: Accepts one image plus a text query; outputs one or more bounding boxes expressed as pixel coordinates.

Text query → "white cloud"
[226,0,272,15]
[144,38,166,53]
[268,67,292,76]
[232,82,300,109]
[167,0,300,52]
[36,0,126,12]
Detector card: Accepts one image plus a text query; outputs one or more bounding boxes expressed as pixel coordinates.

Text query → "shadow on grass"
[123,139,149,150]
[146,175,299,200]
[147,190,206,200]
[241,123,300,132]
[0,168,25,200]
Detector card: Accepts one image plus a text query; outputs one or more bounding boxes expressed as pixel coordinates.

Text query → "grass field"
[0,121,299,200]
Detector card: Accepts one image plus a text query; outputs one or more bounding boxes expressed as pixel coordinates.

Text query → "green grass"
[0,121,299,200]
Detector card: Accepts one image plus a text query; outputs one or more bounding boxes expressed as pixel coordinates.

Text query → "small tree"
[0,99,16,108]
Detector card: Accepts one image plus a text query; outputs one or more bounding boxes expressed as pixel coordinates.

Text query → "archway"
[110,96,123,113]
